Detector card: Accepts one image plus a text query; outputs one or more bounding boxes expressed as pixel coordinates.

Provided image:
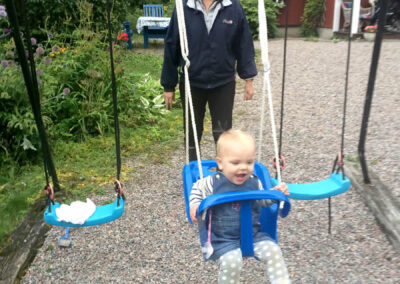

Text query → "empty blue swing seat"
[271,173,351,200]
[182,160,291,257]
[44,198,124,227]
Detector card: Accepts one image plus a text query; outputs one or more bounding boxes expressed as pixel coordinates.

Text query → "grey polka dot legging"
[216,240,290,284]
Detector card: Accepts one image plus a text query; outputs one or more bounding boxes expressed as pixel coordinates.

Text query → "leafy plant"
[300,0,326,37]
[0,40,39,165]
[241,0,284,39]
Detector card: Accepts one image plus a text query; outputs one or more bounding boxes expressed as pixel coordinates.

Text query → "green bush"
[241,0,284,39]
[301,0,326,37]
[0,61,38,164]
[0,29,168,169]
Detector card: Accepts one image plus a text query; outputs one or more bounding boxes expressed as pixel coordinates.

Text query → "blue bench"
[142,4,168,49]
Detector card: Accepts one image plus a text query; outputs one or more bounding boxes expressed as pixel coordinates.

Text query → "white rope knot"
[263,65,270,74]
[182,55,190,69]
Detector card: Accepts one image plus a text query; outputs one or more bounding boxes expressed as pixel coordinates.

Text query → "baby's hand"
[273,182,290,196]
[190,204,200,224]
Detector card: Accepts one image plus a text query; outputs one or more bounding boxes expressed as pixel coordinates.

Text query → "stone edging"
[0,200,50,284]
[345,164,400,252]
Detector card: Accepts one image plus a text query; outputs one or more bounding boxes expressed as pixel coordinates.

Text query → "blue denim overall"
[201,173,271,261]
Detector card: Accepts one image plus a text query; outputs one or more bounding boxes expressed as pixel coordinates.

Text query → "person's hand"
[164,91,175,109]
[244,79,254,100]
[273,182,290,196]
[190,204,200,224]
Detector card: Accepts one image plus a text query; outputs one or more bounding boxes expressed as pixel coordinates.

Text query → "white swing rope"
[175,0,205,196]
[257,0,282,184]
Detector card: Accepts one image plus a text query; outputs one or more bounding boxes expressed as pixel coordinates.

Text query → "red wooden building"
[276,0,373,37]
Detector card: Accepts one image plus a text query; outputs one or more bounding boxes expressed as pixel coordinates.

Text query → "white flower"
[0,5,7,18]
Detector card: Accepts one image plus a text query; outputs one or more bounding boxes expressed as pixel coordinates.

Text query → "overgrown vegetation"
[0,1,183,248]
[12,0,132,40]
[300,0,326,37]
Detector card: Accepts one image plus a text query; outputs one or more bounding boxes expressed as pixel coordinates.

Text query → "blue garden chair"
[142,4,168,48]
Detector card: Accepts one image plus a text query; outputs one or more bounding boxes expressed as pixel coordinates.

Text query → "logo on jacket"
[222,19,233,24]
[232,201,240,211]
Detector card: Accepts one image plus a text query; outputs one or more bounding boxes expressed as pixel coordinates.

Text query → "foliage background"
[16,0,131,39]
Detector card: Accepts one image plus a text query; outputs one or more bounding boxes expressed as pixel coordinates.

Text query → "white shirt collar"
[187,0,232,10]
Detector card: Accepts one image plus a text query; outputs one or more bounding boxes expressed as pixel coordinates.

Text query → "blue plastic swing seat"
[271,173,351,200]
[182,160,291,257]
[43,198,124,227]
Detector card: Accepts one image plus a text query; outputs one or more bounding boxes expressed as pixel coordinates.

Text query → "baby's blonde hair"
[216,129,256,157]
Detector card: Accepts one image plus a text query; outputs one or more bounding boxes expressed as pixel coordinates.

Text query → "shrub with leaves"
[300,0,326,37]
[118,73,167,127]
[0,37,40,165]
[241,0,284,39]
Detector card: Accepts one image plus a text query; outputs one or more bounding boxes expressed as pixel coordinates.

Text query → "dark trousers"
[179,80,236,161]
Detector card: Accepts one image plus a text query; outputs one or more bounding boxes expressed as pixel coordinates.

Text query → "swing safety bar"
[197,190,291,257]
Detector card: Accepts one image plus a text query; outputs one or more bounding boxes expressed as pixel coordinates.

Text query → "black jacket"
[161,0,257,91]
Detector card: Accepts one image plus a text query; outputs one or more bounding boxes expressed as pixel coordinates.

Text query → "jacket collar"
[187,0,232,10]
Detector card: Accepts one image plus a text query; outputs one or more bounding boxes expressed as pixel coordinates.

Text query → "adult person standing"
[161,0,257,161]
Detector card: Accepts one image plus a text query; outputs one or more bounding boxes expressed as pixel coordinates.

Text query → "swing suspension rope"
[175,0,205,197]
[4,0,60,193]
[256,0,282,185]
[107,0,122,182]
[278,0,351,179]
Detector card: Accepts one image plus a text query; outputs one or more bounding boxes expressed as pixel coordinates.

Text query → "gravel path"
[21,39,400,283]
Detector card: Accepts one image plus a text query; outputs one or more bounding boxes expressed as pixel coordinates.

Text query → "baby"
[190,129,290,284]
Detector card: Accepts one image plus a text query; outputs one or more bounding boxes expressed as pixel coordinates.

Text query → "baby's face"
[216,141,255,185]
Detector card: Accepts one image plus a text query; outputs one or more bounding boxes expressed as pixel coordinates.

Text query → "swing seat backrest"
[143,4,164,17]
[271,173,351,200]
[182,160,290,257]
[44,198,124,227]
